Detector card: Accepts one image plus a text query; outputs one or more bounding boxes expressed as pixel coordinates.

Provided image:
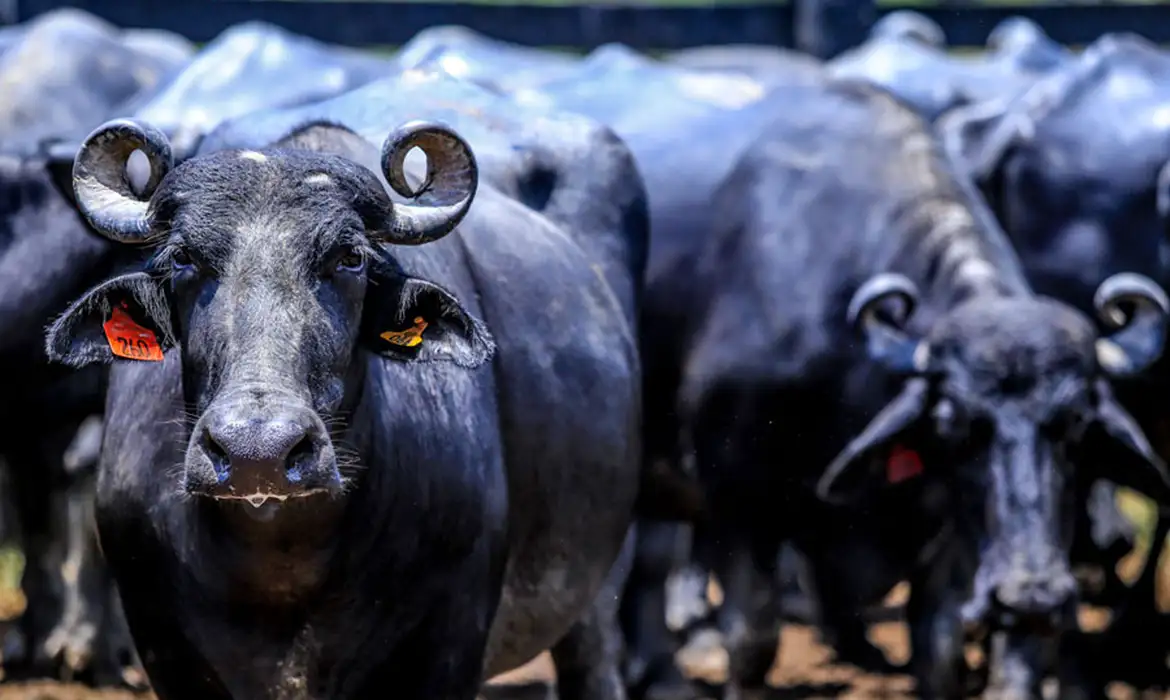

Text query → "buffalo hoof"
[628,655,700,700]
[40,616,99,680]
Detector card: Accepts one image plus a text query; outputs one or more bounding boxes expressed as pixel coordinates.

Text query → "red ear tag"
[103,303,164,362]
[886,445,924,484]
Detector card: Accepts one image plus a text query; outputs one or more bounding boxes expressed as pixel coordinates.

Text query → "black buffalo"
[645,76,1170,699]
[942,32,1170,689]
[495,46,825,698]
[44,110,642,699]
[0,9,195,683]
[829,12,1071,123]
[0,19,395,686]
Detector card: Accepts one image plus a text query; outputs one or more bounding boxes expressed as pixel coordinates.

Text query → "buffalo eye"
[330,245,365,275]
[171,247,195,272]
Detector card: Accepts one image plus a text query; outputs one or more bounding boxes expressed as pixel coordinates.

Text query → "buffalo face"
[818,273,1170,627]
[45,118,495,509]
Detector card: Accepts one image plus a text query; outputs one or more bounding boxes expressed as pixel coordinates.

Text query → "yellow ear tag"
[380,317,428,348]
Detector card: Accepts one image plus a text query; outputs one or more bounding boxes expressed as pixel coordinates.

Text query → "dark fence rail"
[5,0,1170,58]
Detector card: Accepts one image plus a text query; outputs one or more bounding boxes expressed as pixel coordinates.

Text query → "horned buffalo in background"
[942,32,1170,690]
[392,25,580,93]
[829,12,1071,122]
[645,77,1169,699]
[0,8,194,684]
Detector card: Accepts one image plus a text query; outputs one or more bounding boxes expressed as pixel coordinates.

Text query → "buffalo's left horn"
[73,119,173,243]
[378,120,479,245]
[1094,272,1170,377]
[848,273,933,373]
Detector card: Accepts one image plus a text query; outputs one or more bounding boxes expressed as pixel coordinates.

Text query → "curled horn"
[1094,272,1170,377]
[848,273,933,373]
[378,120,479,245]
[73,119,173,243]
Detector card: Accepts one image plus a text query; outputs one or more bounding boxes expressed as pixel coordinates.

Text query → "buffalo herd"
[0,6,1168,700]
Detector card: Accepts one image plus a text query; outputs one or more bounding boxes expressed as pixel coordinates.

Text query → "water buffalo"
[121,21,394,160]
[647,76,1169,699]
[0,8,189,151]
[0,9,195,683]
[499,45,833,698]
[942,32,1170,689]
[44,108,643,698]
[0,20,395,686]
[828,13,1071,122]
[393,24,579,93]
[663,44,823,81]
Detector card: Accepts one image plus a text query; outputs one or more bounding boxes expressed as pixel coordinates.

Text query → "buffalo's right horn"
[1094,272,1170,377]
[378,120,479,246]
[848,273,933,373]
[73,119,173,243]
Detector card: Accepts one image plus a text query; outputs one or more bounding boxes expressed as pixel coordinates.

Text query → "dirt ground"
[0,614,1164,700]
[0,491,1166,699]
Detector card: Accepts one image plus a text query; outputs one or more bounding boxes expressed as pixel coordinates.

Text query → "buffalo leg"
[710,533,780,700]
[553,526,635,700]
[984,629,1058,700]
[620,520,700,700]
[907,564,967,700]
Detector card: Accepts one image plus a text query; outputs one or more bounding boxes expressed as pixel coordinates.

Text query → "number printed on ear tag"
[103,302,164,361]
[380,316,428,348]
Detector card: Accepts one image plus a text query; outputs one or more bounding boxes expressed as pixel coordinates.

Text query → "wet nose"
[992,570,1077,618]
[198,408,323,495]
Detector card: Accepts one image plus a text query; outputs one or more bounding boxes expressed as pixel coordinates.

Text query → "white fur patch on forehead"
[303,172,333,186]
[238,150,268,163]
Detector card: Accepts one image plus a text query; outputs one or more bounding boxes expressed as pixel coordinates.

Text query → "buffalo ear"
[361,272,495,368]
[816,378,931,502]
[45,272,174,368]
[1081,379,1170,505]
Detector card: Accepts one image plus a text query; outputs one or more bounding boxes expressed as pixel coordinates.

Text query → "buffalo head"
[45,118,495,509]
[817,272,1170,625]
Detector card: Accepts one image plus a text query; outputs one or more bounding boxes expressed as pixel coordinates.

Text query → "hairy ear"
[361,270,495,368]
[817,378,931,502]
[45,272,175,368]
[1080,379,1170,505]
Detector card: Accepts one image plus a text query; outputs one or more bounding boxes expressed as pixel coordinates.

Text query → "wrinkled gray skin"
[46,116,641,700]
[0,8,189,152]
[829,13,1071,122]
[120,21,393,159]
[394,24,581,93]
[942,33,1170,689]
[0,9,194,686]
[652,78,1170,700]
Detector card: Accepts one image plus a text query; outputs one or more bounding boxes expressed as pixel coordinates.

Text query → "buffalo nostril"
[285,435,315,484]
[202,428,231,484]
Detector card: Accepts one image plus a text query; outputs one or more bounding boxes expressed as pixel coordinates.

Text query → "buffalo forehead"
[931,298,1096,370]
[165,149,361,256]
